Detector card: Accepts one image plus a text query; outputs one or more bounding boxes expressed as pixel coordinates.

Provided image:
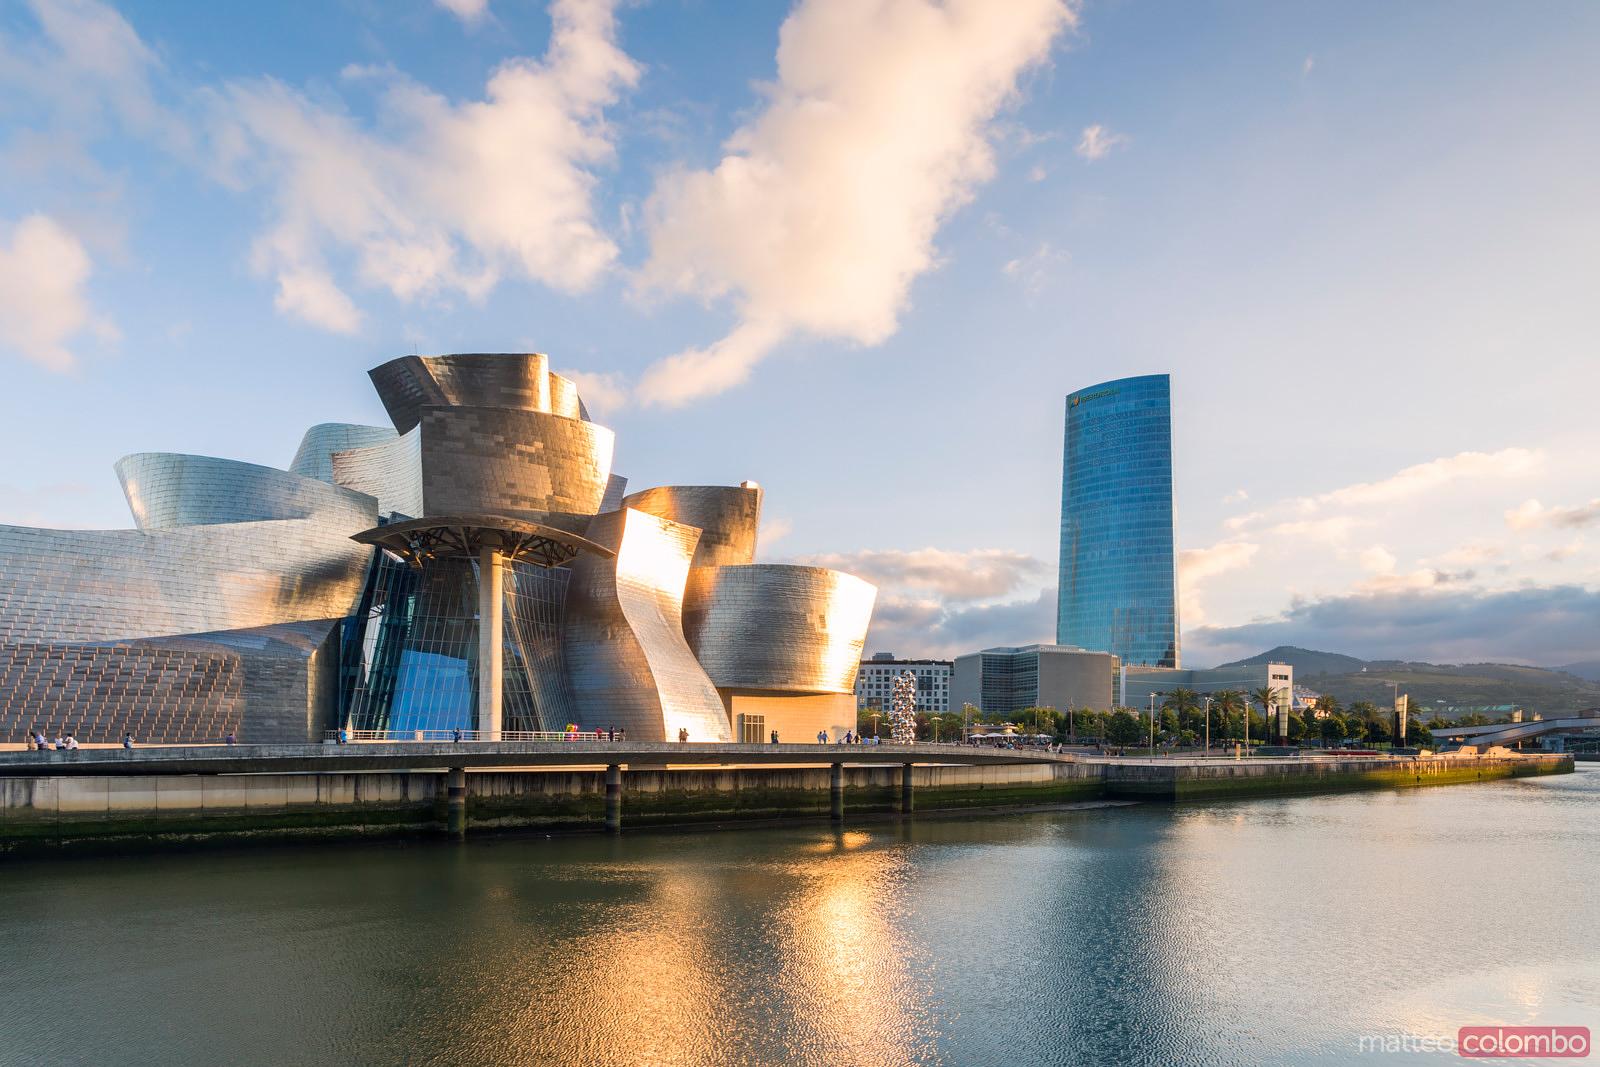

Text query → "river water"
[1,767,1595,1066]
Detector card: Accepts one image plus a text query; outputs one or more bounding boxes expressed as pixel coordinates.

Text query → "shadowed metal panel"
[417,406,613,534]
[290,423,398,483]
[369,353,594,433]
[621,484,762,567]
[563,508,730,742]
[0,518,373,645]
[683,564,877,694]
[116,453,377,531]
[598,473,628,513]
[331,427,423,518]
[0,619,342,745]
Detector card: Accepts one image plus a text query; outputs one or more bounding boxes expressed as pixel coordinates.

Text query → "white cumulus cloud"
[0,213,115,371]
[1298,447,1542,512]
[634,0,1075,407]
[206,0,639,332]
[796,546,1046,603]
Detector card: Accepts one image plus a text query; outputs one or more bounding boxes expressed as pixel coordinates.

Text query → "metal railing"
[323,729,629,743]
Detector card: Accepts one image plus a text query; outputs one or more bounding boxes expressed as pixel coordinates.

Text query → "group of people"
[826,730,881,745]
[26,731,142,750]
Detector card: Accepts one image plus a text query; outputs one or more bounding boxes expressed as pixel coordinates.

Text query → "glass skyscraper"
[1057,373,1180,668]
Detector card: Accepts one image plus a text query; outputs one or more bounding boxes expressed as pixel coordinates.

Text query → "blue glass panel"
[1057,374,1180,668]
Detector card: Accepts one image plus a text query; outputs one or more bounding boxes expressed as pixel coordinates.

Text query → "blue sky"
[2,0,1598,666]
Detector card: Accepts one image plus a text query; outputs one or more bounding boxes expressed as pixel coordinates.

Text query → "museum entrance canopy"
[351,514,614,568]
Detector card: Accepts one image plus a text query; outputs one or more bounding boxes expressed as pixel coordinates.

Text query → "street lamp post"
[1147,693,1157,753]
[1203,695,1212,757]
[870,712,881,738]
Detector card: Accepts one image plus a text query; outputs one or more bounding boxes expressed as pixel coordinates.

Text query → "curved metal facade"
[1057,373,1180,668]
[622,484,762,567]
[117,453,377,531]
[330,428,424,519]
[289,423,398,483]
[563,509,730,742]
[682,564,876,694]
[0,518,374,645]
[0,349,878,747]
[369,353,592,433]
[416,406,614,534]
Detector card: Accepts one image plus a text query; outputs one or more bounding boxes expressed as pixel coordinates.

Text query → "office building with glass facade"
[0,353,876,745]
[1057,373,1180,668]
[950,645,1119,719]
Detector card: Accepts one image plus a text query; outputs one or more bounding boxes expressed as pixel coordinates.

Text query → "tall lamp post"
[1147,693,1158,754]
[1203,695,1212,757]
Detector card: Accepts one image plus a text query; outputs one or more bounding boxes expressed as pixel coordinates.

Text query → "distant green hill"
[1556,660,1600,683]
[1215,647,1600,717]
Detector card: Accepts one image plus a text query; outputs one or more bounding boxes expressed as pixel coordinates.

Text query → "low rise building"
[950,644,1119,719]
[1118,662,1294,712]
[855,653,952,714]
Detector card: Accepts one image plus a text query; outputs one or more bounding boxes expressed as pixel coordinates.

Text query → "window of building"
[740,714,766,744]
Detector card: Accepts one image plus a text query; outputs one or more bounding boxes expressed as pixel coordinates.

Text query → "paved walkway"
[0,740,1080,777]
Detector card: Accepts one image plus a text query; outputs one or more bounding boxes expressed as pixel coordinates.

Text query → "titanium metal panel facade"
[622,484,762,567]
[563,509,731,742]
[0,349,878,747]
[0,619,342,744]
[682,564,876,694]
[330,428,423,518]
[0,518,373,645]
[1057,373,1181,668]
[416,406,614,534]
[290,423,398,483]
[117,453,378,531]
[370,353,591,433]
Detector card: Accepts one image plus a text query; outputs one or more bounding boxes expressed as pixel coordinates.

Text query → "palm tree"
[1251,685,1285,744]
[1212,689,1246,741]
[1161,688,1203,742]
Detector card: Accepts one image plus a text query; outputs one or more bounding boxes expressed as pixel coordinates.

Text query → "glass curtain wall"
[1057,374,1180,668]
[342,551,574,734]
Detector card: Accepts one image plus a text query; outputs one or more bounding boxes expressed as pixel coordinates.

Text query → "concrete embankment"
[0,753,1572,853]
[0,762,1104,852]
[1102,753,1572,802]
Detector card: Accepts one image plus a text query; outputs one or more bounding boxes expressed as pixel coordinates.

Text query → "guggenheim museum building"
[0,353,877,745]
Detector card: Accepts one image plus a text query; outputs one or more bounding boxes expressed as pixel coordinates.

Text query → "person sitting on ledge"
[64,733,79,750]
[122,734,135,749]
[225,732,237,746]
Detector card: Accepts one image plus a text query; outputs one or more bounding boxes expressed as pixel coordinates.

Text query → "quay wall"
[0,753,1572,853]
[0,762,1103,852]
[1103,753,1572,801]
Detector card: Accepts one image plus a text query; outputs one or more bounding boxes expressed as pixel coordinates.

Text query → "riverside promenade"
[0,742,1572,853]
